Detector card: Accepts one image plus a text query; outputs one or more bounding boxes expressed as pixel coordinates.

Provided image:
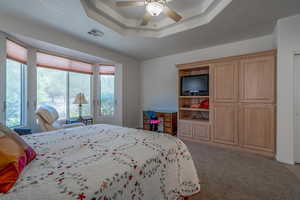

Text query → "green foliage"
[6,59,22,127]
[100,75,115,116]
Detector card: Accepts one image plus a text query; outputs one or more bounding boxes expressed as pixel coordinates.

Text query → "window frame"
[68,71,93,120]
[36,67,93,120]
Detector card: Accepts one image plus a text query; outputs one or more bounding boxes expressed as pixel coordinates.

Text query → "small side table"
[14,128,32,136]
[66,117,94,126]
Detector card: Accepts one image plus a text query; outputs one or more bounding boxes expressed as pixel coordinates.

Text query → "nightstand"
[66,117,94,126]
[14,128,32,136]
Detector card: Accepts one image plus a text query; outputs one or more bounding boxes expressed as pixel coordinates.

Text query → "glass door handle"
[3,101,6,112]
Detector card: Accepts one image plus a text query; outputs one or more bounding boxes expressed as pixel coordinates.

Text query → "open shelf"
[179,96,210,99]
[180,108,209,112]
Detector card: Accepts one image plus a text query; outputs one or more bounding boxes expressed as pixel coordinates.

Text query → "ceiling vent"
[88,29,104,37]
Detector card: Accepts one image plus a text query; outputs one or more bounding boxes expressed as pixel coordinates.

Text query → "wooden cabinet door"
[213,103,238,145]
[178,120,192,138]
[239,104,275,153]
[213,61,238,103]
[239,56,275,103]
[192,122,210,141]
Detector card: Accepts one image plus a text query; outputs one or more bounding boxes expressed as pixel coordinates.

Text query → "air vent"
[88,29,104,37]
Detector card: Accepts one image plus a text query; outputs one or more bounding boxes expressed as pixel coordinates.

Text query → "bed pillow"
[0,123,36,193]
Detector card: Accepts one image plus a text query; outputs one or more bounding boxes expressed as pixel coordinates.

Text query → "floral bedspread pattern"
[0,124,200,200]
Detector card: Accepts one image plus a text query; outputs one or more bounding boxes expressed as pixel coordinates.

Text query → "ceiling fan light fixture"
[146,2,164,16]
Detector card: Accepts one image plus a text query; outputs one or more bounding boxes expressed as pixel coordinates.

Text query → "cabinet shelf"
[179,119,210,123]
[179,96,209,99]
[180,107,209,112]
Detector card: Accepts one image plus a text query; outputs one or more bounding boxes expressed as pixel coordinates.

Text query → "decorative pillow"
[0,123,36,193]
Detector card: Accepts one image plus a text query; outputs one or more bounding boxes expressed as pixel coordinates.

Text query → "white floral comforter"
[0,124,200,200]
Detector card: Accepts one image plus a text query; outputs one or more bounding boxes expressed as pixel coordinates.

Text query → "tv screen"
[181,74,209,96]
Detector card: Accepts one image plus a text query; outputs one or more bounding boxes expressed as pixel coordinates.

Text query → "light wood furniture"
[143,111,177,135]
[177,50,276,157]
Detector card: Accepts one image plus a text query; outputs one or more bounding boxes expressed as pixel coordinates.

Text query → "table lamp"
[73,93,88,120]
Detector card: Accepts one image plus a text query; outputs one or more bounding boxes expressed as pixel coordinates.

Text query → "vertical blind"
[6,40,27,64]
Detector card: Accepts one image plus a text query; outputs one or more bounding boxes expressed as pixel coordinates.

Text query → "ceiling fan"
[115,0,182,26]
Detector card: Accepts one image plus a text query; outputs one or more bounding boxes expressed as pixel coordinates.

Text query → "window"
[99,66,115,116]
[6,59,26,127]
[37,68,92,119]
[5,40,27,127]
[37,68,67,119]
[36,52,93,120]
[69,72,91,118]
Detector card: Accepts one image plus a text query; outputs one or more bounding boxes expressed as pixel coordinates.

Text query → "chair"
[36,105,84,132]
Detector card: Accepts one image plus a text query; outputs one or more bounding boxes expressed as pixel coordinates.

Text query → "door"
[95,65,123,126]
[294,55,300,163]
[239,55,275,103]
[213,61,239,102]
[239,104,275,154]
[213,103,238,145]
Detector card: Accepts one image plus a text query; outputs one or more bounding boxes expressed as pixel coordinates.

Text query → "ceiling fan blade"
[116,1,145,7]
[141,12,151,26]
[163,6,182,22]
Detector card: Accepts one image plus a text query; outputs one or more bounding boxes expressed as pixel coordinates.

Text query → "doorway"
[294,54,300,163]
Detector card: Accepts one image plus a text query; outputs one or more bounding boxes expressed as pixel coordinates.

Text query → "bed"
[0,124,200,200]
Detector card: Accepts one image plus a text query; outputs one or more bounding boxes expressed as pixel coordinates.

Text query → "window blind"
[6,40,27,64]
[36,52,93,75]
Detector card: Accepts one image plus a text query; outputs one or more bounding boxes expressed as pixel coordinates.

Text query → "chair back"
[36,105,60,132]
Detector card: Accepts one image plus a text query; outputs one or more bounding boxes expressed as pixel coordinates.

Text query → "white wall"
[0,14,140,128]
[276,14,300,164]
[141,35,275,126]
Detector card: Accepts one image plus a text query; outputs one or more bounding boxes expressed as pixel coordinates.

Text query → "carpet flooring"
[184,141,300,200]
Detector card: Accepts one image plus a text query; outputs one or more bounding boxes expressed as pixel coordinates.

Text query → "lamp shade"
[73,93,88,105]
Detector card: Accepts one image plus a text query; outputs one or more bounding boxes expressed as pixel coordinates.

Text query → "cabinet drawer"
[164,127,172,134]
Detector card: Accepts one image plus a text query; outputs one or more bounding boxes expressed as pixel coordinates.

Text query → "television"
[181,74,209,96]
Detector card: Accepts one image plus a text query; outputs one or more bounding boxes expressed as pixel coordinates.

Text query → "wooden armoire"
[177,50,276,157]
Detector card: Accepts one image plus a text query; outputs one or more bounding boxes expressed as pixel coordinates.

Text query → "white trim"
[293,52,300,164]
[0,33,6,124]
[66,72,70,120]
[81,0,232,38]
[27,48,38,130]
[92,65,100,120]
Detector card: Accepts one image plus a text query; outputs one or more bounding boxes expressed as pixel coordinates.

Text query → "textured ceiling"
[0,0,300,60]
